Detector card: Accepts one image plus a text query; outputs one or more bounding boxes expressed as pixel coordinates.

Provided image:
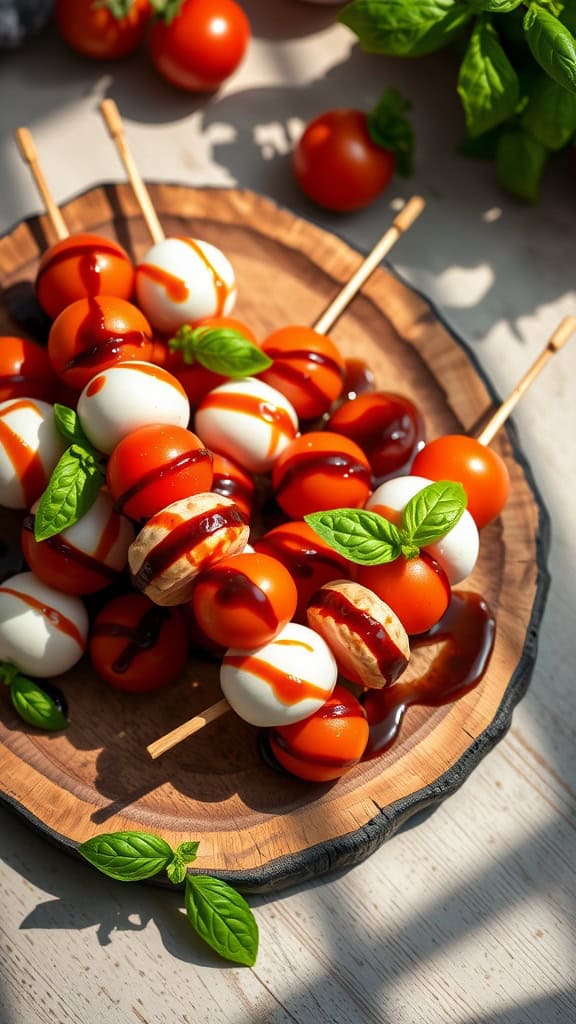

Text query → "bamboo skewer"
[15,127,68,242]
[100,99,164,245]
[147,314,576,760]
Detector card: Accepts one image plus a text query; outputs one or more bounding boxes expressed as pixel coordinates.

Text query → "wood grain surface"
[0,184,546,889]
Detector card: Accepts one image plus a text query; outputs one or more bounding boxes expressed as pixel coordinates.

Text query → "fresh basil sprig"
[523,5,576,95]
[366,88,414,176]
[0,662,68,731]
[78,831,259,967]
[338,0,473,58]
[305,480,467,567]
[457,17,520,137]
[33,405,106,543]
[169,325,272,377]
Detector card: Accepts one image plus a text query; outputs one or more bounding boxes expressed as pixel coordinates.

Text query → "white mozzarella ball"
[135,237,236,333]
[0,572,88,677]
[366,474,479,584]
[220,622,337,727]
[30,491,134,572]
[0,398,65,509]
[77,362,190,454]
[195,377,299,475]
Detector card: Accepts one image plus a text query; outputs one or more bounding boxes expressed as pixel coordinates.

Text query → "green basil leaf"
[560,1,576,37]
[458,18,520,136]
[185,875,259,967]
[496,128,549,199]
[79,831,174,881]
[338,0,473,57]
[54,404,91,447]
[166,841,200,884]
[194,328,272,377]
[366,88,415,176]
[33,446,104,542]
[523,6,576,95]
[402,481,467,546]
[304,509,403,566]
[521,75,576,146]
[465,0,523,11]
[10,675,68,731]
[175,840,200,860]
[458,124,504,158]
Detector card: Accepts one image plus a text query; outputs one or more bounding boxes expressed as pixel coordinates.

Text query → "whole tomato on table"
[149,0,250,91]
[55,0,152,59]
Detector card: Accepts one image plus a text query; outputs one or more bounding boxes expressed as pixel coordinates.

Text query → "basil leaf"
[33,446,104,542]
[194,328,272,377]
[54,404,91,447]
[458,18,520,136]
[402,481,467,546]
[304,509,402,566]
[496,128,549,199]
[79,832,174,881]
[523,6,576,95]
[166,841,200,885]
[560,1,576,37]
[338,0,473,57]
[366,88,414,176]
[521,75,576,147]
[185,875,259,967]
[465,0,523,11]
[458,124,503,158]
[10,675,68,731]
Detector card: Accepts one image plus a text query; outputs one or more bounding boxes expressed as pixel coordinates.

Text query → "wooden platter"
[0,184,549,893]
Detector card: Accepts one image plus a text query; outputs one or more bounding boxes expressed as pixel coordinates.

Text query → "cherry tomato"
[0,336,57,403]
[259,326,345,420]
[269,684,369,783]
[107,424,213,522]
[90,592,188,692]
[149,0,250,92]
[48,296,153,391]
[210,451,255,521]
[36,233,135,320]
[328,391,425,485]
[162,316,258,407]
[356,552,451,636]
[55,0,151,59]
[272,431,371,519]
[293,110,395,212]
[192,552,298,649]
[412,435,510,530]
[253,521,351,625]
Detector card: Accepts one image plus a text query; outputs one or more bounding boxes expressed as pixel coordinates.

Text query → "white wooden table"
[1,3,575,1021]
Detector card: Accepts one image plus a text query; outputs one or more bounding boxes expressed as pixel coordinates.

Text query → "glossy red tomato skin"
[412,435,510,530]
[259,326,345,420]
[48,296,153,391]
[293,110,395,213]
[272,432,371,519]
[90,592,188,693]
[107,424,214,523]
[36,234,135,320]
[356,552,451,636]
[150,0,250,92]
[0,336,57,403]
[161,316,258,407]
[192,552,298,649]
[55,0,151,59]
[327,391,426,485]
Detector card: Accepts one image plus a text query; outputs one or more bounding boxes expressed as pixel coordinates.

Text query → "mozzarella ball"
[220,622,337,727]
[0,572,88,677]
[195,377,299,474]
[77,362,190,454]
[135,237,236,333]
[0,398,65,509]
[366,475,479,584]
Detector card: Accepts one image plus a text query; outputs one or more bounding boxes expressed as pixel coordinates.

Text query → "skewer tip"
[549,315,576,352]
[392,195,426,234]
[100,99,123,140]
[15,127,36,164]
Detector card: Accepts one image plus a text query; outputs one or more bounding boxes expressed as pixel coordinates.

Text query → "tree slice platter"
[0,184,548,893]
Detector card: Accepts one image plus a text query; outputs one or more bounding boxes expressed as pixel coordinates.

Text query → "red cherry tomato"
[192,552,298,649]
[412,435,510,530]
[259,326,345,420]
[356,552,451,636]
[328,391,425,485]
[269,684,369,782]
[253,521,351,625]
[90,592,188,692]
[272,432,371,519]
[48,296,153,391]
[55,0,151,59]
[210,451,255,521]
[150,0,250,92]
[293,110,395,212]
[0,336,57,403]
[107,424,214,522]
[162,316,258,407]
[36,233,135,320]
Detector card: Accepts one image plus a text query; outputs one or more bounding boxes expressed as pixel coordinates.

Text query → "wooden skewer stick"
[147,314,576,761]
[15,127,68,243]
[100,99,164,246]
[312,195,426,336]
[475,315,576,446]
